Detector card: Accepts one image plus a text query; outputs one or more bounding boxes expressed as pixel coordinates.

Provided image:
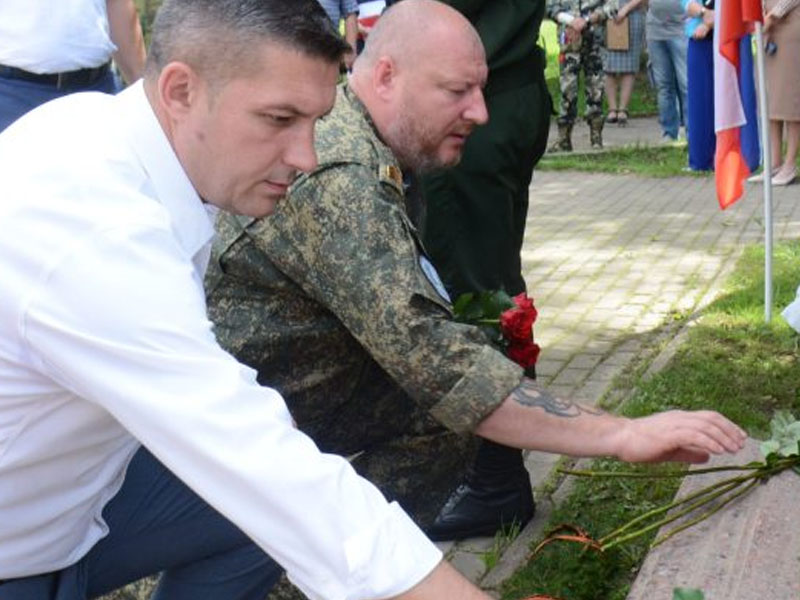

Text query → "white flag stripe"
[358,1,385,18]
[713,4,747,133]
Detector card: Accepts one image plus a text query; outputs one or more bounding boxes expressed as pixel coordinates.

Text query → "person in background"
[759,0,800,185]
[603,0,646,127]
[0,1,493,599]
[356,0,386,53]
[419,0,554,539]
[0,0,146,132]
[547,0,618,150]
[682,0,759,171]
[645,0,689,141]
[318,0,360,69]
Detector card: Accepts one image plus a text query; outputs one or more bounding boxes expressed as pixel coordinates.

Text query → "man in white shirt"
[0,1,491,599]
[0,0,147,131]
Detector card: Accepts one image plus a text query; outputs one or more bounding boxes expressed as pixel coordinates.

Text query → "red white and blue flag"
[713,0,763,209]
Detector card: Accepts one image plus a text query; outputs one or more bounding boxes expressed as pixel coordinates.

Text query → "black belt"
[0,62,111,90]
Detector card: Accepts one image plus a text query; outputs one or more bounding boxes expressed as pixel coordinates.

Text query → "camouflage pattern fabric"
[206,85,524,529]
[547,0,617,124]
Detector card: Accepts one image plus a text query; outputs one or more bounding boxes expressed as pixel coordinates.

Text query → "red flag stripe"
[716,128,750,209]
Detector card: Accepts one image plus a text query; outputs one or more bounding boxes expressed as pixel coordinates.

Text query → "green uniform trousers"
[420,67,551,300]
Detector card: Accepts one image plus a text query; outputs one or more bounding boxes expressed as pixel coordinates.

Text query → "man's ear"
[157,62,203,121]
[373,56,397,101]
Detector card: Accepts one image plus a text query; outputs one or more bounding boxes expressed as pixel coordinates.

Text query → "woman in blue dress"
[682,0,759,172]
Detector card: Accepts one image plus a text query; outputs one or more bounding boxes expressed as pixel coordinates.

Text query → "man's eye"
[262,113,293,125]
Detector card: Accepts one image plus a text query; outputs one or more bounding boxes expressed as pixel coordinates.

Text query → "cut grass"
[501,241,800,600]
[537,143,701,177]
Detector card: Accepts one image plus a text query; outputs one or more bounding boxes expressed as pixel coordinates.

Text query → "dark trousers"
[0,68,119,132]
[0,447,280,600]
[420,74,551,300]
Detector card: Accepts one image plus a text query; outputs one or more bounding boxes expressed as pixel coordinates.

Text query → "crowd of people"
[545,0,798,186]
[0,0,787,599]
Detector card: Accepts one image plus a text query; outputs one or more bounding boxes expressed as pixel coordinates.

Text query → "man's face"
[384,39,488,172]
[180,44,339,217]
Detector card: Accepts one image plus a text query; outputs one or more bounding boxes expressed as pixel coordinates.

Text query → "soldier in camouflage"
[207,2,746,591]
[207,0,503,531]
[547,0,619,150]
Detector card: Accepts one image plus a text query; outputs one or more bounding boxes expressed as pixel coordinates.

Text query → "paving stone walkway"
[440,119,800,595]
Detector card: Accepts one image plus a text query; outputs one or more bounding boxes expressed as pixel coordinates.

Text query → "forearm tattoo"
[512,379,605,417]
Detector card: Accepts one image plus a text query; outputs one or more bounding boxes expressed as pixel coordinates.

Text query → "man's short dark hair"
[146,0,350,82]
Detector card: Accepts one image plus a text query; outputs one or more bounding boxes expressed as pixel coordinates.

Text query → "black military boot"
[589,116,604,149]
[548,122,573,152]
[425,440,535,541]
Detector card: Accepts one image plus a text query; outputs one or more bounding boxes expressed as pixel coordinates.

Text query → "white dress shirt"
[0,0,117,73]
[0,83,440,599]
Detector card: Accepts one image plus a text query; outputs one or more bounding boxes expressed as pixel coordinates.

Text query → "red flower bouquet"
[452,290,540,369]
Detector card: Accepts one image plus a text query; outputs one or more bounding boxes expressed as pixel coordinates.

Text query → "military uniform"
[547,0,618,149]
[417,0,550,541]
[420,0,551,301]
[206,85,523,529]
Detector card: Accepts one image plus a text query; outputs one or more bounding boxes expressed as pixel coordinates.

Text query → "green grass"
[537,143,703,177]
[501,241,800,600]
[539,21,658,120]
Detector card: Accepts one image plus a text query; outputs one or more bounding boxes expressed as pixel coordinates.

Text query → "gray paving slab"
[627,439,800,600]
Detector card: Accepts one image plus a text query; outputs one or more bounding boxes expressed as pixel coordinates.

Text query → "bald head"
[354,0,483,74]
[349,0,488,173]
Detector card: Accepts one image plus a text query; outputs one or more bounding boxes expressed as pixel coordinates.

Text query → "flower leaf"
[452,292,475,317]
[761,410,800,458]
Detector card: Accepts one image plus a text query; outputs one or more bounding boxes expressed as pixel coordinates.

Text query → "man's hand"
[611,410,747,463]
[391,560,492,600]
[693,22,710,39]
[570,16,588,32]
[701,7,715,27]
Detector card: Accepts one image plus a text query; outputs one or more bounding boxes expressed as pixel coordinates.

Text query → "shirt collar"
[116,81,215,262]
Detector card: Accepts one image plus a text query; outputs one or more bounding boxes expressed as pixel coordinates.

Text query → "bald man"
[207,0,746,549]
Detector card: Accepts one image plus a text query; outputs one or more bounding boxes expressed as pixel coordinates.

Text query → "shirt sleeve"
[21,220,441,600]
[248,165,523,433]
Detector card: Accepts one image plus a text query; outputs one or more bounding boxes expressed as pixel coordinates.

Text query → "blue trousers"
[0,68,119,132]
[0,447,281,600]
[647,36,688,140]
[687,37,716,171]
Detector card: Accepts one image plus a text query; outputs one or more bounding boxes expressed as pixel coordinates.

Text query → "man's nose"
[464,87,489,125]
[284,127,319,173]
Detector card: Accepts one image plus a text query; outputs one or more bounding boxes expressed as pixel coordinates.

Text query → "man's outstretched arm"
[475,378,747,464]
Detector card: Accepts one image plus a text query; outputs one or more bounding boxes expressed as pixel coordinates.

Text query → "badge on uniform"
[419,255,451,303]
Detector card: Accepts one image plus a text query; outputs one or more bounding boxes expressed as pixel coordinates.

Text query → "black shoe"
[425,476,535,541]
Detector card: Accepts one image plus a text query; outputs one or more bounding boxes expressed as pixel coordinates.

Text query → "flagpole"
[753,22,773,322]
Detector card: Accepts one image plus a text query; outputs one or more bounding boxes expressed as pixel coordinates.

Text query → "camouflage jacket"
[205,86,522,452]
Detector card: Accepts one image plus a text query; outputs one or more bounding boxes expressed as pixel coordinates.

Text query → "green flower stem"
[650,478,760,548]
[599,477,749,550]
[597,472,751,545]
[599,459,798,551]
[559,464,763,479]
[474,318,500,326]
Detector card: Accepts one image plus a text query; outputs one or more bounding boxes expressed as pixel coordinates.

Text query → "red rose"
[499,293,538,343]
[507,341,541,368]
